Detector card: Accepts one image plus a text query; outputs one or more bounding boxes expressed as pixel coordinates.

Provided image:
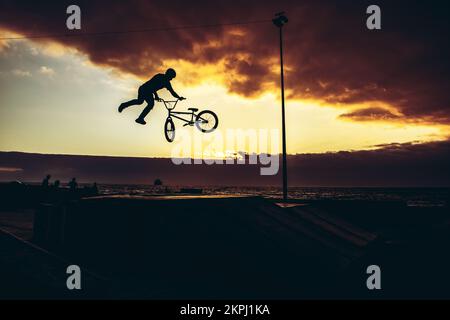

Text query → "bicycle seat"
[188,108,198,112]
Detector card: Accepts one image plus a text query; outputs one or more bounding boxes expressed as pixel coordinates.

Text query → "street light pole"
[273,12,289,201]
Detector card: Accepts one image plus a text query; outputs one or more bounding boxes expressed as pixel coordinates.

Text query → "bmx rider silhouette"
[118,68,185,125]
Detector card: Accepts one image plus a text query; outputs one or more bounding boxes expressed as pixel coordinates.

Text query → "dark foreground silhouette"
[1,190,450,299]
[118,68,185,125]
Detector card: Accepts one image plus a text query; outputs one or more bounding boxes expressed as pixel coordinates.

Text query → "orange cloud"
[1,0,449,125]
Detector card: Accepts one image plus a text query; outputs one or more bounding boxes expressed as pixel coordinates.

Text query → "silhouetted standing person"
[68,178,78,191]
[92,182,98,195]
[118,68,185,125]
[41,174,51,188]
[53,180,61,189]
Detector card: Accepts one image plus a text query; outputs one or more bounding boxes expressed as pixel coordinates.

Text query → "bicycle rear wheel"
[164,117,176,142]
[195,110,218,133]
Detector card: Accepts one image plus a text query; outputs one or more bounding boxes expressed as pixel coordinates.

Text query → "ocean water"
[98,185,450,207]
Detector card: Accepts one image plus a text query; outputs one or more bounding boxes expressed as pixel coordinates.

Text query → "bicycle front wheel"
[195,110,218,133]
[164,117,176,142]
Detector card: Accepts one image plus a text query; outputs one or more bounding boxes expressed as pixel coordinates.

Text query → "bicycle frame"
[161,99,218,142]
[162,100,196,125]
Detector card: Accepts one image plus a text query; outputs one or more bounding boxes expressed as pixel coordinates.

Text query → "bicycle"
[161,98,219,143]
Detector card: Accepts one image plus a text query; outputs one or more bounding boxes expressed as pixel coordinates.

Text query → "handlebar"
[158,98,186,103]
[160,98,186,110]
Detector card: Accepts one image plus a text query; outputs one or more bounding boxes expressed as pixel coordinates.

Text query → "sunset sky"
[1,0,449,159]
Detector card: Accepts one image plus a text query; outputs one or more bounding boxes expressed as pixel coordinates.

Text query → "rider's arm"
[153,92,161,100]
[166,82,181,100]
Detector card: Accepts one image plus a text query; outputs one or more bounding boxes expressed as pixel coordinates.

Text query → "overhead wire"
[0,19,272,40]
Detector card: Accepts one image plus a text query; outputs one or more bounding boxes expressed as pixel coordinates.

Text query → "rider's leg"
[135,97,155,124]
[119,88,145,112]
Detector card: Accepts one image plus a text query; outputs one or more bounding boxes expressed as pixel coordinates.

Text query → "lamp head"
[272,12,288,27]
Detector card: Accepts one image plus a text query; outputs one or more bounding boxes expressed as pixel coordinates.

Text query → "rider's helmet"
[165,68,176,79]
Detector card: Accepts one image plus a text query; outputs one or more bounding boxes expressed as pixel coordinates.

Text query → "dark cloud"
[286,140,450,187]
[1,140,449,186]
[339,107,401,121]
[1,0,450,123]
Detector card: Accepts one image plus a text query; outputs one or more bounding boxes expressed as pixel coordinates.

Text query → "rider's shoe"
[118,103,126,113]
[135,118,146,125]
